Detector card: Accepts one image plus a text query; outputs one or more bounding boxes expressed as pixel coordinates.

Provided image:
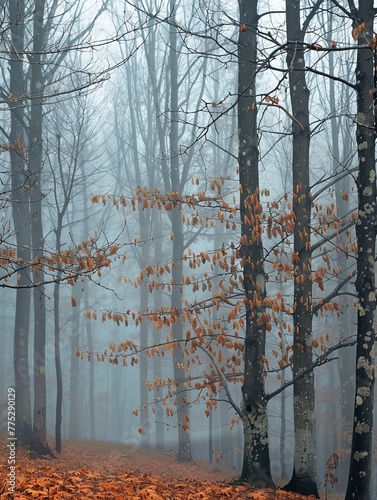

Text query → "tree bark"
[9,0,33,448]
[328,28,355,489]
[54,263,63,453]
[345,2,376,497]
[29,0,53,457]
[284,0,318,496]
[168,0,192,463]
[153,209,165,450]
[237,0,273,488]
[69,282,82,440]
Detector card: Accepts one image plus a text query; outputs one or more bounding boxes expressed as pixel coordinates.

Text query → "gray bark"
[29,0,53,457]
[284,0,319,496]
[237,0,273,487]
[345,2,376,497]
[69,282,82,440]
[9,0,33,447]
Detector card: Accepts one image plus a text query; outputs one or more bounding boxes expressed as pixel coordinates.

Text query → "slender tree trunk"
[237,0,273,488]
[345,3,376,497]
[81,156,95,440]
[54,265,63,453]
[278,274,287,481]
[171,208,192,462]
[169,0,191,463]
[84,283,95,440]
[29,0,53,457]
[284,0,318,496]
[153,209,165,450]
[53,213,64,453]
[9,0,33,447]
[69,282,82,440]
[139,264,150,447]
[329,38,355,489]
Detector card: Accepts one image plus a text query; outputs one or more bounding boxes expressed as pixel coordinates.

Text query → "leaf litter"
[0,439,335,499]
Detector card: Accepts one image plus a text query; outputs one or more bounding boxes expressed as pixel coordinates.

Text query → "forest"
[0,0,376,499]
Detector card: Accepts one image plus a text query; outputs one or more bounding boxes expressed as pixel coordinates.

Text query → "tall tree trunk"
[125,58,151,447]
[53,214,64,453]
[278,275,288,481]
[139,258,150,447]
[153,209,165,450]
[237,0,273,487]
[284,0,318,496]
[54,266,63,453]
[328,29,355,488]
[84,283,95,440]
[9,0,33,447]
[81,153,95,440]
[69,282,82,440]
[325,8,356,491]
[169,0,192,463]
[29,0,53,457]
[345,2,376,497]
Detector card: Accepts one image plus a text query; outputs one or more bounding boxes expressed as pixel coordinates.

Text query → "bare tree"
[344,1,376,497]
[237,0,273,488]
[282,0,321,496]
[9,0,33,447]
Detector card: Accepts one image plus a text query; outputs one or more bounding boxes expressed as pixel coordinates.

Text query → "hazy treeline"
[0,1,376,498]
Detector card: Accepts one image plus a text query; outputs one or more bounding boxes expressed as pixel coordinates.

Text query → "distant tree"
[5,0,113,453]
[46,91,99,452]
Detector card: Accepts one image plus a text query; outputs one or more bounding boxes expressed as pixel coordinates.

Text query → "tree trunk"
[85,283,95,440]
[237,0,273,488]
[9,0,33,448]
[153,209,165,450]
[284,0,318,496]
[171,207,192,462]
[29,0,53,457]
[169,0,192,463]
[53,211,65,453]
[329,35,355,489]
[345,3,376,497]
[54,266,63,453]
[69,282,82,440]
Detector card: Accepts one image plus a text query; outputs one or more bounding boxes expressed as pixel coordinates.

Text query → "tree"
[9,0,33,447]
[283,0,320,496]
[5,0,113,453]
[237,0,273,488]
[344,1,376,497]
[47,91,97,452]
[28,0,54,456]
[137,0,209,461]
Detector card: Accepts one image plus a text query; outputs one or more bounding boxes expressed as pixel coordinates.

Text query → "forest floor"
[0,434,343,499]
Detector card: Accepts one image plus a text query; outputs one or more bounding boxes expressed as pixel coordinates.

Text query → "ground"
[0,436,341,499]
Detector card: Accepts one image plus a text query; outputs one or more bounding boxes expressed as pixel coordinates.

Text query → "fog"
[0,1,376,498]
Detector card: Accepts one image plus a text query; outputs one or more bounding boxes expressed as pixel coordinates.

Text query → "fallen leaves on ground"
[0,438,333,499]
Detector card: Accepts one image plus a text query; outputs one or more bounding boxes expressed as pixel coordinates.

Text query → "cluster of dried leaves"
[0,439,324,499]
